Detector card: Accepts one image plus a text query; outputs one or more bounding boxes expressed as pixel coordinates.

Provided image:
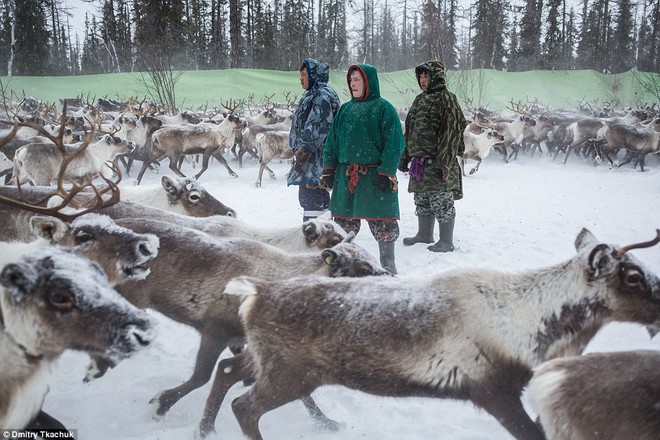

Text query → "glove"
[397,157,410,173]
[320,172,335,190]
[293,148,312,172]
[375,174,391,192]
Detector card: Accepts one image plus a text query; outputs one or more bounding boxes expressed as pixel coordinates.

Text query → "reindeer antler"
[612,230,660,259]
[222,98,244,114]
[0,102,122,222]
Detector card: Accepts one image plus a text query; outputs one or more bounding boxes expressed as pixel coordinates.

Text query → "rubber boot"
[402,214,435,246]
[428,217,455,253]
[378,241,397,275]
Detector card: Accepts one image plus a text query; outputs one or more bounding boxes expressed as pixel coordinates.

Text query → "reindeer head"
[575,228,660,331]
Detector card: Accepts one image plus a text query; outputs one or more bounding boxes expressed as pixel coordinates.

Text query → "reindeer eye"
[624,269,644,286]
[48,289,75,311]
[188,192,201,202]
[75,231,93,243]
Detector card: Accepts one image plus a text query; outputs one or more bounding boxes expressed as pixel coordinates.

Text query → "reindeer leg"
[233,378,312,440]
[198,353,253,438]
[256,163,266,188]
[150,328,228,417]
[471,368,545,440]
[135,160,154,185]
[470,158,482,175]
[301,395,340,430]
[211,150,239,178]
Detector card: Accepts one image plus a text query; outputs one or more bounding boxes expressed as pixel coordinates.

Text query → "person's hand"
[375,174,391,192]
[320,172,335,189]
[294,148,312,172]
[397,157,410,173]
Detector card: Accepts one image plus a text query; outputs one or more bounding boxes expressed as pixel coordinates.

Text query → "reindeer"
[82,218,390,420]
[214,228,660,440]
[13,134,135,186]
[0,246,156,430]
[527,350,660,440]
[135,106,245,184]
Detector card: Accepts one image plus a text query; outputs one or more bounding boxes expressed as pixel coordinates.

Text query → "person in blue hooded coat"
[287,58,341,222]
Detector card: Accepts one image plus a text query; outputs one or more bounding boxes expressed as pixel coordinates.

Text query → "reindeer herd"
[0,94,659,440]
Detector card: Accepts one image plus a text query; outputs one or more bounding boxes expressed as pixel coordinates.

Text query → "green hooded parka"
[323,64,405,220]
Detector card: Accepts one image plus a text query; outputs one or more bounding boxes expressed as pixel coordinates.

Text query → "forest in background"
[0,0,659,77]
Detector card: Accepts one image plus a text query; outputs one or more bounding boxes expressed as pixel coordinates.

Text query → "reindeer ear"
[30,216,69,243]
[0,262,39,302]
[322,249,338,266]
[575,228,599,251]
[161,176,177,195]
[588,244,616,278]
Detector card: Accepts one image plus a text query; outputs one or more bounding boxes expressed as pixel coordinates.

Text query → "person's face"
[419,71,430,92]
[349,70,365,99]
[300,67,309,90]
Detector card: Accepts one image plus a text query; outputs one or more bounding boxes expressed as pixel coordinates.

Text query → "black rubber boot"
[402,214,435,246]
[428,217,455,253]
[378,241,397,274]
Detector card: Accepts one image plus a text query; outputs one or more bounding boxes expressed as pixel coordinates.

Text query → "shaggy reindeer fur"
[527,350,660,440]
[0,247,155,430]
[219,228,660,440]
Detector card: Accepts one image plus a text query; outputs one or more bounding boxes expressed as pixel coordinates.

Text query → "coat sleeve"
[377,102,405,176]
[298,89,338,154]
[322,106,342,172]
[434,92,466,178]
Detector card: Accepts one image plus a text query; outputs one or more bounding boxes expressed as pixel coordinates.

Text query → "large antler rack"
[0,102,122,222]
[222,98,245,115]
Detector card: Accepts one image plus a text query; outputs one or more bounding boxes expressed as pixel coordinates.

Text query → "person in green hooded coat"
[321,64,405,274]
[399,60,467,253]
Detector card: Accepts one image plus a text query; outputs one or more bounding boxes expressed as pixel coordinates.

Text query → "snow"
[43,151,660,440]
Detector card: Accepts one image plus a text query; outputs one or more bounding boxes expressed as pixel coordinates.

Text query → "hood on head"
[415,60,447,93]
[346,64,381,101]
[302,58,330,90]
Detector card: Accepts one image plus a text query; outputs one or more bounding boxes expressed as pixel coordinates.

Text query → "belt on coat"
[343,162,378,194]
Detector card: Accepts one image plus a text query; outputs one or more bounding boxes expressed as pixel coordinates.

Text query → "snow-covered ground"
[43,150,660,440]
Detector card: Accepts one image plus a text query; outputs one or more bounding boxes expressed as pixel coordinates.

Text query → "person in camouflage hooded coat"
[321,64,405,274]
[399,60,467,252]
[287,58,341,222]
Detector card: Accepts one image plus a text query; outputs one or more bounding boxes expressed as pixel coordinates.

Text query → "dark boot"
[402,214,435,246]
[378,241,397,274]
[428,217,455,253]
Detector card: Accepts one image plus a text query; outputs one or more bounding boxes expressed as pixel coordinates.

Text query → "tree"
[471,0,507,69]
[610,0,634,73]
[542,0,562,69]
[209,0,229,69]
[517,0,543,70]
[80,14,105,74]
[13,0,51,75]
[636,0,659,72]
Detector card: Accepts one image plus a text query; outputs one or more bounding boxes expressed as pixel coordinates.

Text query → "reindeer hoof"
[313,416,341,432]
[255,182,262,188]
[148,391,171,419]
[230,172,239,178]
[195,424,216,439]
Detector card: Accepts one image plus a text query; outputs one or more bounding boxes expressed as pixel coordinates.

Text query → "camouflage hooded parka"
[287,58,341,186]
[403,61,466,199]
[323,64,405,220]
